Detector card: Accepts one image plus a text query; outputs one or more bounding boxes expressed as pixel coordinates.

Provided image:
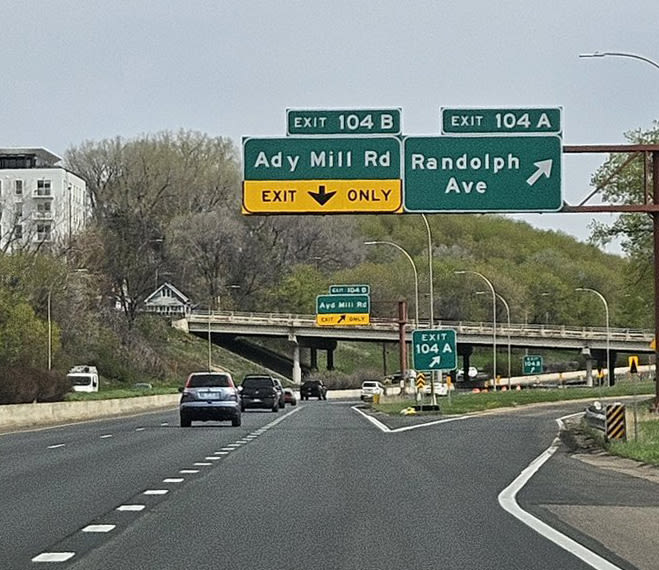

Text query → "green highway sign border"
[403,135,562,213]
[243,136,401,180]
[287,108,402,136]
[441,107,562,136]
[523,355,544,375]
[412,329,457,371]
[316,294,370,315]
[329,284,370,295]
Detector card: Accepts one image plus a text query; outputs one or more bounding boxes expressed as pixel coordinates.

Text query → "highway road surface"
[1,399,654,569]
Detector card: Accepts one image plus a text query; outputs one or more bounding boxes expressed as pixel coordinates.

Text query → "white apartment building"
[0,148,90,251]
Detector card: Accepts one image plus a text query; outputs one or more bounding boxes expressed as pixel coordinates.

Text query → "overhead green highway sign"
[403,136,562,213]
[242,137,402,215]
[287,109,401,136]
[316,294,370,314]
[441,108,562,135]
[412,329,457,371]
[329,284,370,295]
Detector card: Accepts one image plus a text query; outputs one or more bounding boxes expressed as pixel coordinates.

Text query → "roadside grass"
[372,379,657,416]
[606,407,659,465]
[65,386,179,401]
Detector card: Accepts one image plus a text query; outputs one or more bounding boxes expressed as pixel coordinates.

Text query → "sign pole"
[398,300,408,396]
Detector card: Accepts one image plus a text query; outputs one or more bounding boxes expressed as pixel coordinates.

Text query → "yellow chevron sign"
[315,313,370,326]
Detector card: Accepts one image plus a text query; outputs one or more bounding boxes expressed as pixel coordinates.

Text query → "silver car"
[179,372,242,427]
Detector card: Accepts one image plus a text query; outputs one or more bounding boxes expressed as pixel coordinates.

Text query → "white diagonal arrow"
[430,356,441,367]
[526,159,553,186]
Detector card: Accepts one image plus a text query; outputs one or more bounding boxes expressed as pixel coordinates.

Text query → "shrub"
[0,367,70,404]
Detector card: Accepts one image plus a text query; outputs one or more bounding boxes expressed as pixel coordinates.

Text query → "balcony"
[32,191,53,198]
[32,211,54,220]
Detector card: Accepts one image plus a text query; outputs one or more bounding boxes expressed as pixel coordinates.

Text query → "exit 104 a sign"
[412,329,457,371]
[441,107,562,135]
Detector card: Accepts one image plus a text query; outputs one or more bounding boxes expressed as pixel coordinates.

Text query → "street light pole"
[576,287,610,388]
[480,291,512,388]
[456,270,497,389]
[421,214,434,327]
[364,241,420,328]
[47,290,52,370]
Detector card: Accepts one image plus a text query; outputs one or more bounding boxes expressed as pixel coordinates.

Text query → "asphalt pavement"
[1,399,657,569]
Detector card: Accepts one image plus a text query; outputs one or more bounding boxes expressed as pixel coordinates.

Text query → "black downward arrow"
[308,184,337,206]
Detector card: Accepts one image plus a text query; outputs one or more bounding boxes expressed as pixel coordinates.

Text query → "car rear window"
[362,382,377,388]
[242,377,273,388]
[187,374,232,388]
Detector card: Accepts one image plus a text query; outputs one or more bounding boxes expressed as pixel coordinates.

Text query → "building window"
[14,204,22,220]
[15,180,23,195]
[37,201,51,214]
[36,224,51,241]
[14,224,22,239]
[36,180,51,196]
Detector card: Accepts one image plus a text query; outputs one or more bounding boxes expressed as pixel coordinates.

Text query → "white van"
[361,380,385,401]
[67,365,99,392]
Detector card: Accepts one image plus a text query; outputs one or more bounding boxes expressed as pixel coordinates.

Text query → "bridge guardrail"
[188,310,653,343]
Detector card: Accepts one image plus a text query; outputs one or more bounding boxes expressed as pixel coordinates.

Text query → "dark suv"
[300,379,327,400]
[179,372,241,427]
[241,375,281,412]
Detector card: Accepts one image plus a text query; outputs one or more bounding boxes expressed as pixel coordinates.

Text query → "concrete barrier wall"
[0,395,180,432]
[0,390,364,432]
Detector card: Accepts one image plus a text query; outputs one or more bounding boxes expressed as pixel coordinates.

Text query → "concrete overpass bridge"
[174,311,654,384]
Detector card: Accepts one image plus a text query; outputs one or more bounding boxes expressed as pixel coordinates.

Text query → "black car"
[240,375,281,412]
[300,379,327,400]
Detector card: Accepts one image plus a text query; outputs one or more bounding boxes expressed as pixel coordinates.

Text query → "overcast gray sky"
[3,0,659,254]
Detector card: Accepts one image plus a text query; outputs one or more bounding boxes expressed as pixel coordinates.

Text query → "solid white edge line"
[497,413,623,570]
[351,405,471,433]
[351,406,391,432]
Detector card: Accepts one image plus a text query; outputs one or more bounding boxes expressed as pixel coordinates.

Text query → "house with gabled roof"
[144,282,192,317]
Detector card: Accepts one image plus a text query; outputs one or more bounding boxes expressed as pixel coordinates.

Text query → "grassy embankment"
[65,325,287,401]
[373,379,659,465]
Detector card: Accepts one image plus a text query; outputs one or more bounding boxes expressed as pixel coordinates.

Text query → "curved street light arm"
[579,51,659,72]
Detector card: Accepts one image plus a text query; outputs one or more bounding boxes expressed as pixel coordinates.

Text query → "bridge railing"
[188,310,653,342]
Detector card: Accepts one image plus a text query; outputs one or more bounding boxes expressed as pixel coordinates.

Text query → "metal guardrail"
[188,310,653,343]
[584,403,606,432]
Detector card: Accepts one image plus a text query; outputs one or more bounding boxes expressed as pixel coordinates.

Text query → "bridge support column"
[327,348,335,371]
[310,348,318,371]
[292,344,302,384]
[584,356,594,387]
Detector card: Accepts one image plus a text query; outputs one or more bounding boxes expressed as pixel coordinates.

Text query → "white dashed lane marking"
[116,505,145,512]
[82,525,115,533]
[47,444,66,449]
[179,469,199,474]
[163,478,184,483]
[100,434,113,439]
[32,552,75,562]
[194,462,212,466]
[142,489,168,496]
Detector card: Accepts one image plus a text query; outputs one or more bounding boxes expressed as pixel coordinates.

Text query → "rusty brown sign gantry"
[563,144,659,409]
